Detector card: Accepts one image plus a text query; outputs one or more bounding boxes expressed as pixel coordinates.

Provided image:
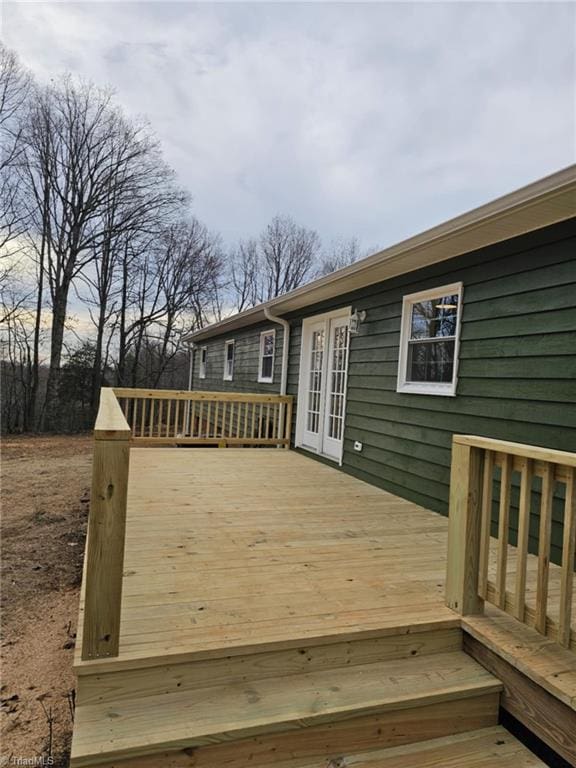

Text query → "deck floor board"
[74,448,574,694]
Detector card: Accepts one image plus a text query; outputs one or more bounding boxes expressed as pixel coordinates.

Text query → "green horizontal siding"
[285,218,576,564]
[190,218,576,564]
[191,321,284,394]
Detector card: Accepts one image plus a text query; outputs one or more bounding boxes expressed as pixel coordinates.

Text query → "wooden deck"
[76,448,459,672]
[71,445,576,766]
[75,448,575,677]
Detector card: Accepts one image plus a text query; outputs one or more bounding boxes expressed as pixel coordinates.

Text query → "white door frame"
[295,306,351,464]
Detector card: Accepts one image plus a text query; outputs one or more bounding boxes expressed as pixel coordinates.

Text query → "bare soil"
[1,434,93,767]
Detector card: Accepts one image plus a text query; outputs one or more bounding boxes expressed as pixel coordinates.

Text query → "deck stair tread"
[463,610,576,709]
[229,727,547,768]
[71,650,501,765]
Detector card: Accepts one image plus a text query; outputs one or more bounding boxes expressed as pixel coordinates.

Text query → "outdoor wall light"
[350,309,367,334]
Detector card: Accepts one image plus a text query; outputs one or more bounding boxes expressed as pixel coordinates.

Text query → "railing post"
[445,439,485,616]
[82,391,131,660]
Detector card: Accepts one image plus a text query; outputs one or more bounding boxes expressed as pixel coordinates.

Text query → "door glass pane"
[306,328,324,433]
[327,323,349,441]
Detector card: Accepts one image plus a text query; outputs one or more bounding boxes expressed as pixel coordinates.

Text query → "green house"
[184,166,576,563]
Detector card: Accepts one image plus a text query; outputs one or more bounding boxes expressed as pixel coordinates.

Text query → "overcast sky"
[2,1,575,254]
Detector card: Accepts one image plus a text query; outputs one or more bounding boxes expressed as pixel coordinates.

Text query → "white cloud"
[2,1,574,252]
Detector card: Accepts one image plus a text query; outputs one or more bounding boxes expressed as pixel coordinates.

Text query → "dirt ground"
[1,434,93,767]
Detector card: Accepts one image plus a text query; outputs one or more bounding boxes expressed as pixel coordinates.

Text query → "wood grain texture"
[82,438,130,659]
[445,443,484,616]
[463,633,576,765]
[70,651,501,766]
[77,709,512,768]
[93,388,131,440]
[559,469,576,648]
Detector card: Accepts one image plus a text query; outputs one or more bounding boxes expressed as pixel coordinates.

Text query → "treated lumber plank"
[535,463,555,634]
[559,468,576,647]
[514,458,533,621]
[445,442,484,615]
[82,437,130,659]
[464,634,576,764]
[71,652,501,765]
[453,435,576,468]
[77,627,462,705]
[463,611,576,709]
[74,701,503,768]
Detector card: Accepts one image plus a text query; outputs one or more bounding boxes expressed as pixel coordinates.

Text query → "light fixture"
[350,309,366,334]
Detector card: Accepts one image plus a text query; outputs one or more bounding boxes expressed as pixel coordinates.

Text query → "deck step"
[194,727,547,768]
[70,650,502,767]
[76,626,462,704]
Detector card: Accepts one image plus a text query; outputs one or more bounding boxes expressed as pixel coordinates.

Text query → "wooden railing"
[446,435,576,650]
[82,389,130,660]
[113,388,293,448]
[81,387,294,659]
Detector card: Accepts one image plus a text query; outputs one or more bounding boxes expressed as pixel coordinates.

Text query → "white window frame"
[223,339,235,381]
[397,282,463,397]
[258,329,276,383]
[198,346,207,380]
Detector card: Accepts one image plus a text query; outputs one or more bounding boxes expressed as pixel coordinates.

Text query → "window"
[397,282,463,396]
[223,340,235,381]
[198,346,207,379]
[258,330,276,383]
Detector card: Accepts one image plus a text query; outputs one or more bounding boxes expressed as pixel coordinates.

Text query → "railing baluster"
[496,453,512,609]
[558,468,575,647]
[535,463,555,634]
[149,399,155,438]
[284,398,293,449]
[221,402,227,439]
[140,398,146,438]
[514,458,533,621]
[174,399,180,437]
[131,398,138,435]
[190,400,196,437]
[157,399,163,438]
[165,400,172,437]
[478,450,494,601]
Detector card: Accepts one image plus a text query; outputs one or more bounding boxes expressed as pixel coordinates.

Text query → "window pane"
[227,344,234,362]
[410,295,459,340]
[407,339,455,383]
[261,355,273,380]
[263,334,274,356]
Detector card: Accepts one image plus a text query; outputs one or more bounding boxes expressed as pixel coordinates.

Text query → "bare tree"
[260,215,320,300]
[0,44,32,290]
[120,218,223,387]
[230,238,259,312]
[19,76,186,427]
[317,236,361,276]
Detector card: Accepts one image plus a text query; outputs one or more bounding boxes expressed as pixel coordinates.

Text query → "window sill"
[396,383,457,397]
[257,377,274,384]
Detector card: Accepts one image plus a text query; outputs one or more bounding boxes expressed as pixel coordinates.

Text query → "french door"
[298,309,351,462]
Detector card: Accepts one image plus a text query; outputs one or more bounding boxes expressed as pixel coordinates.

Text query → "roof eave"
[184,164,576,344]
